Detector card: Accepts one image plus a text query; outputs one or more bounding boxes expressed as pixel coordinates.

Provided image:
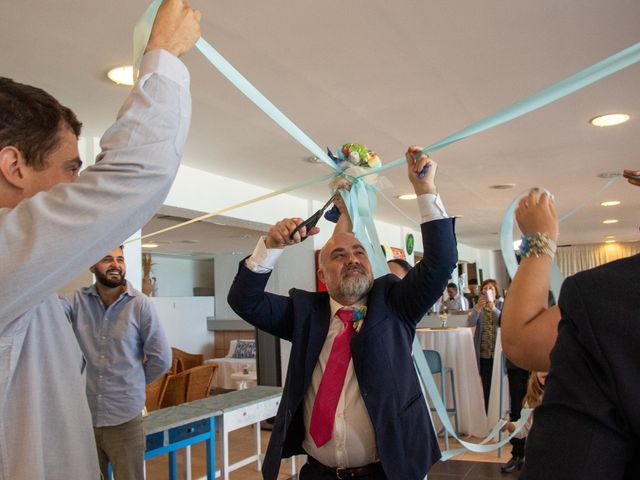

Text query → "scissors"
[289,193,339,241]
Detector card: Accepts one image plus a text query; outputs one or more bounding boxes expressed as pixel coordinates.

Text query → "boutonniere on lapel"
[352,306,367,333]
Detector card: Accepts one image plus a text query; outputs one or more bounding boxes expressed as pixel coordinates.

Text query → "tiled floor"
[145,426,514,479]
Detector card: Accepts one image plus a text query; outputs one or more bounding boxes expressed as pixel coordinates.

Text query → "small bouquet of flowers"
[324,143,383,222]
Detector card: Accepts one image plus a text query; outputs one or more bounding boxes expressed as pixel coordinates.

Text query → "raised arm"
[501,189,560,371]
[388,146,457,323]
[228,217,319,341]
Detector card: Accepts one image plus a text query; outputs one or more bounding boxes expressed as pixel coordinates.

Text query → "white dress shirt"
[243,192,448,467]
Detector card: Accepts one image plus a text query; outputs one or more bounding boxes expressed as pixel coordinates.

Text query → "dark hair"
[387,258,412,274]
[468,278,478,285]
[0,77,82,170]
[447,282,458,290]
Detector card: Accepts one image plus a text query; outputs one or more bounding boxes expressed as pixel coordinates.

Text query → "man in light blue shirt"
[63,245,171,479]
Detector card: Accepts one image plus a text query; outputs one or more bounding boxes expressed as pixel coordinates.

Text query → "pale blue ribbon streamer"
[412,338,534,460]
[362,42,640,179]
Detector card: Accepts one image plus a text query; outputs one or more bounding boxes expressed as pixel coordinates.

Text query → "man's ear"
[89,265,96,275]
[317,267,325,284]
[0,146,27,189]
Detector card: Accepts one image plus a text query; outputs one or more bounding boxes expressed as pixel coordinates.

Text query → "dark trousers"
[507,367,530,457]
[479,357,493,413]
[299,459,388,480]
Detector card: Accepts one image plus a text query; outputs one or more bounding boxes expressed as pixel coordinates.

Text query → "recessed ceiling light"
[604,239,616,244]
[305,156,323,164]
[605,235,616,239]
[397,193,417,200]
[590,113,630,127]
[600,200,621,207]
[142,243,159,248]
[489,184,516,190]
[602,219,619,224]
[107,66,134,86]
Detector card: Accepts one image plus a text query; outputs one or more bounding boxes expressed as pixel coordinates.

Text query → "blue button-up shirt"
[62,281,171,427]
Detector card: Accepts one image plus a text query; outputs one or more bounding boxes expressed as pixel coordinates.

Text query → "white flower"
[348,151,360,164]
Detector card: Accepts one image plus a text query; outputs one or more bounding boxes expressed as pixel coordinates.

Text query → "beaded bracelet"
[518,233,557,259]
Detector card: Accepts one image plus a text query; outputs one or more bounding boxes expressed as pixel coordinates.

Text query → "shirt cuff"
[417,193,449,223]
[245,236,284,273]
[139,49,190,90]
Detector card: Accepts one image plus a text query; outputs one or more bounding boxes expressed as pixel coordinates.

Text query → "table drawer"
[169,418,211,443]
[223,397,280,430]
[146,431,165,451]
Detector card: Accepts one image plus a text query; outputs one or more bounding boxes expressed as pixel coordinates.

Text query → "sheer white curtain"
[557,241,640,277]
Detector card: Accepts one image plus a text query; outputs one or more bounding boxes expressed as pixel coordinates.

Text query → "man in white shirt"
[228,146,458,480]
[0,2,200,478]
[442,282,468,311]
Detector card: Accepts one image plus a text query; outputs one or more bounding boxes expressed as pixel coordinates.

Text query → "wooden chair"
[160,370,190,408]
[171,347,204,373]
[185,364,218,402]
[145,374,169,412]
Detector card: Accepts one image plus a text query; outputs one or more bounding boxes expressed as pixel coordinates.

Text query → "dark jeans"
[479,357,493,413]
[507,367,530,457]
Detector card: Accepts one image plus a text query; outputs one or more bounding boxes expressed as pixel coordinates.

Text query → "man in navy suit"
[228,146,457,480]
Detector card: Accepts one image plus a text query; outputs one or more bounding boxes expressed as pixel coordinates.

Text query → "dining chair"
[423,349,459,450]
[145,373,169,412]
[185,364,218,402]
[171,347,205,373]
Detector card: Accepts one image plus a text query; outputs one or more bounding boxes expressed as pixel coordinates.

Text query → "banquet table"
[416,327,509,438]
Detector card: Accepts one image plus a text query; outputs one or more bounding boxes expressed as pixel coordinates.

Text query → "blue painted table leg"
[206,417,216,480]
[169,450,178,480]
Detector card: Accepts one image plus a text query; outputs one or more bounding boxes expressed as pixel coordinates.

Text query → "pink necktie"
[309,308,355,447]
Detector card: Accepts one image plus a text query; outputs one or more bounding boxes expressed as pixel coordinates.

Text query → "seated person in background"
[467,279,503,411]
[500,371,547,474]
[387,258,412,278]
[442,282,468,311]
[227,147,457,480]
[500,172,640,479]
[62,246,171,480]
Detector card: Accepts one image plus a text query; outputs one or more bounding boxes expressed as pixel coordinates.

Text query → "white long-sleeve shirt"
[0,50,191,479]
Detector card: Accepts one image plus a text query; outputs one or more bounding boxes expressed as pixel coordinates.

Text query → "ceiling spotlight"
[600,200,621,207]
[604,239,616,244]
[107,66,134,86]
[305,156,324,164]
[489,184,516,190]
[602,219,619,224]
[397,193,417,200]
[590,113,630,127]
[141,243,159,248]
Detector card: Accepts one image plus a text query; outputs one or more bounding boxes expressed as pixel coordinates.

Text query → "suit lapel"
[303,296,331,389]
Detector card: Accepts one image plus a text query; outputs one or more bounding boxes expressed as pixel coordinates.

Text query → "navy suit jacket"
[228,218,457,480]
[523,253,640,480]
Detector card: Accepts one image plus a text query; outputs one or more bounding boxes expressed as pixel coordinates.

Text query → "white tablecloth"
[416,327,509,438]
[205,358,257,390]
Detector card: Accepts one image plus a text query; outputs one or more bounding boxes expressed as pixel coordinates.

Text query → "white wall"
[150,296,216,358]
[150,255,214,297]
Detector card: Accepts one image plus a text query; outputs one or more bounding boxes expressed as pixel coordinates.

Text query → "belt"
[307,455,384,479]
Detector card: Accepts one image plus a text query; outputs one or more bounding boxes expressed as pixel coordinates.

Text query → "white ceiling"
[3,1,639,253]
